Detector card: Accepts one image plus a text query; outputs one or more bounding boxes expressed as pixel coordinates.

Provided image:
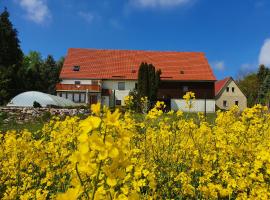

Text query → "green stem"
[76,162,90,199]
[91,161,102,200]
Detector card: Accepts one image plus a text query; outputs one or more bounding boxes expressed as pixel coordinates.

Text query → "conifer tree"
[0,8,23,104]
[258,74,270,105]
[42,55,60,94]
[138,62,148,97]
[137,62,161,102]
[257,64,269,86]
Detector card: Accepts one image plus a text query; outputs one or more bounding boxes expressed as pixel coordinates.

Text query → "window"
[235,101,239,106]
[74,93,80,103]
[62,92,67,99]
[183,86,189,92]
[118,82,125,90]
[135,83,138,90]
[73,66,80,71]
[226,87,229,92]
[116,100,122,105]
[67,93,73,101]
[80,93,86,103]
[75,81,81,85]
[223,100,227,107]
[232,87,235,92]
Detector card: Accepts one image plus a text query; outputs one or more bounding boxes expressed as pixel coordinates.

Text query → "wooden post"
[85,89,89,104]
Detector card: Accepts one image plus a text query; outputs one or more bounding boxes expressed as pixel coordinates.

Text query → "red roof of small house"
[215,77,231,96]
[60,48,216,81]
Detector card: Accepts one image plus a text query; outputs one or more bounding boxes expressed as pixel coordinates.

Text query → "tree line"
[0,8,63,105]
[237,64,270,107]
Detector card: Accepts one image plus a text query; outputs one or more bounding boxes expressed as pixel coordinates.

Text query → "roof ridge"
[68,48,205,54]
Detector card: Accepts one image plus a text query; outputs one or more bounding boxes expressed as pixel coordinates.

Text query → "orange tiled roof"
[56,83,101,92]
[60,48,216,81]
[215,77,231,96]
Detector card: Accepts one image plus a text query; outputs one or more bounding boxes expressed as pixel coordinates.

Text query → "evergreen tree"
[138,62,148,97]
[42,55,60,94]
[137,62,161,102]
[0,8,23,105]
[0,8,23,67]
[154,69,162,100]
[258,74,270,105]
[257,64,269,86]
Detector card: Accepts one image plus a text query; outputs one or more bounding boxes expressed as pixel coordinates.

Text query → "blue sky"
[1,0,270,80]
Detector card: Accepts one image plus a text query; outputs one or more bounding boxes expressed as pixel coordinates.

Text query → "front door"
[89,95,97,105]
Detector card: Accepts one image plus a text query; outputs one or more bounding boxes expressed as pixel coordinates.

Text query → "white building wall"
[61,79,100,85]
[102,80,137,106]
[102,80,137,90]
[171,99,216,113]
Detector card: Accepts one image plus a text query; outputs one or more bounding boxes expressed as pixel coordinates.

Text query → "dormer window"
[73,65,80,71]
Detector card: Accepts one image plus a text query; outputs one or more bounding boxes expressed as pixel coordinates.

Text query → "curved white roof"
[7,91,76,107]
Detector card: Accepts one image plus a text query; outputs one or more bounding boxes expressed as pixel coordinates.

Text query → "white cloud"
[130,0,191,8]
[78,11,95,24]
[17,0,51,24]
[259,38,270,66]
[212,61,225,71]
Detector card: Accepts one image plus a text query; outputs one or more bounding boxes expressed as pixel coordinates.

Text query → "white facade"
[61,79,101,85]
[102,80,137,106]
[171,99,216,113]
[58,79,136,106]
[102,80,137,90]
[57,79,216,112]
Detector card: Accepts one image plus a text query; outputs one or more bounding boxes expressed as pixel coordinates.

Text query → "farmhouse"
[215,77,247,111]
[56,48,216,112]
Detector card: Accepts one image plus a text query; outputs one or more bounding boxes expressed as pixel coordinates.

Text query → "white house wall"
[102,80,137,90]
[102,80,137,106]
[61,79,98,85]
[171,99,216,113]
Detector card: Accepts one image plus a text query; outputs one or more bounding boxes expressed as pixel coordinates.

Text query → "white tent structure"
[7,91,76,107]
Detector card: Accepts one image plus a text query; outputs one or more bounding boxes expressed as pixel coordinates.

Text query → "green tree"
[137,62,161,102]
[42,55,61,94]
[237,73,259,107]
[137,62,148,98]
[0,8,23,67]
[258,74,270,105]
[257,64,269,86]
[20,51,43,91]
[0,8,23,105]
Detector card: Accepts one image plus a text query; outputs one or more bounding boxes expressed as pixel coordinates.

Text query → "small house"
[215,77,247,111]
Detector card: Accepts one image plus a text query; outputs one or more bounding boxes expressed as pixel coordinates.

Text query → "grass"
[0,119,45,133]
[0,109,217,133]
[0,111,47,132]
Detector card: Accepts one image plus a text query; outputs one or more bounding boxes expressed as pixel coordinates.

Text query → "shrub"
[33,101,42,108]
